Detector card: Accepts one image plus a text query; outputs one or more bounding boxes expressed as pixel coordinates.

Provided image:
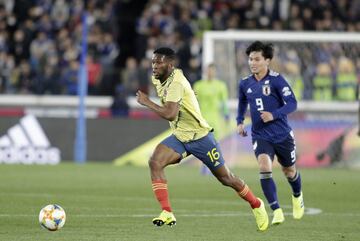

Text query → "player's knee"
[148,155,164,170]
[149,152,175,170]
[282,166,296,178]
[258,154,272,171]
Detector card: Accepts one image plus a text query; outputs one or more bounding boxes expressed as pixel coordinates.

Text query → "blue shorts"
[160,132,225,171]
[252,132,296,167]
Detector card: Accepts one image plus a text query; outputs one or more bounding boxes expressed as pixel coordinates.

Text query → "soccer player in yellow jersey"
[136,47,269,231]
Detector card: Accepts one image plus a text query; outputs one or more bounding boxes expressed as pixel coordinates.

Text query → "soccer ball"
[39,204,66,231]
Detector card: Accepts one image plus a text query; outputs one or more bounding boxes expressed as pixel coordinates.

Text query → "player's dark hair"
[154,47,176,60]
[246,41,274,60]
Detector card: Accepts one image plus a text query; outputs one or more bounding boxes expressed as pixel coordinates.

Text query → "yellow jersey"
[152,69,212,142]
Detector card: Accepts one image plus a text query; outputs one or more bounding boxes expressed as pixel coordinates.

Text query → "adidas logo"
[247,88,253,93]
[0,115,61,165]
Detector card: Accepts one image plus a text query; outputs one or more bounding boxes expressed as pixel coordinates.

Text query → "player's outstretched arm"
[136,90,179,121]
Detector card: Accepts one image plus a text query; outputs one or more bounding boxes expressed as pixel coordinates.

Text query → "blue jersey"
[236,70,297,143]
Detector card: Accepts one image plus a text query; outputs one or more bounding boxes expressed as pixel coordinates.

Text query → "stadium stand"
[0,0,359,100]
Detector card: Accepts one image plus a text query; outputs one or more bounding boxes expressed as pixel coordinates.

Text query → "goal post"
[201,31,360,168]
[202,30,360,100]
[203,31,360,64]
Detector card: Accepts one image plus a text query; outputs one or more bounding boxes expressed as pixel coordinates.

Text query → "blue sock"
[287,171,302,197]
[260,172,280,210]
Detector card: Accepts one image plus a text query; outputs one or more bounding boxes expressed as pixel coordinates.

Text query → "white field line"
[3,193,315,209]
[2,202,360,218]
[3,193,351,217]
[3,211,360,218]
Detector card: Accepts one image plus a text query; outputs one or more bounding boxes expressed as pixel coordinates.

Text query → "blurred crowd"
[0,0,119,95]
[0,0,359,101]
[132,0,360,101]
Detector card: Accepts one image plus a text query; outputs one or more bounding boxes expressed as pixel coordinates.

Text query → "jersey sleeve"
[236,80,248,124]
[166,81,184,103]
[271,75,297,119]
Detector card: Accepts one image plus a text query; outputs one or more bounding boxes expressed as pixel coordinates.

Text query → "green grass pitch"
[0,163,359,241]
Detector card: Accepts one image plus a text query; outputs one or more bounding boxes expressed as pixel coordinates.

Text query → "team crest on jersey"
[262,85,271,96]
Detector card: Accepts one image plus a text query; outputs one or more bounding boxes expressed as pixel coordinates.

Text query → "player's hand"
[260,111,274,123]
[136,90,149,106]
[237,123,248,137]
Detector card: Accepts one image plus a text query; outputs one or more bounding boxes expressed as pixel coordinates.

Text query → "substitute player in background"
[194,63,229,136]
[237,41,304,225]
[193,63,229,174]
[136,47,268,231]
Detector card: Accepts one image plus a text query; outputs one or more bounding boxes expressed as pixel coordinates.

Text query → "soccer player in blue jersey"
[236,41,304,225]
[136,47,269,231]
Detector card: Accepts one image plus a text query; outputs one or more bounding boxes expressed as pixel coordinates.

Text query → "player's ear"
[168,59,175,69]
[265,58,271,66]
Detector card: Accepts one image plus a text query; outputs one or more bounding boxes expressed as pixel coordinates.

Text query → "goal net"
[201,31,360,168]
